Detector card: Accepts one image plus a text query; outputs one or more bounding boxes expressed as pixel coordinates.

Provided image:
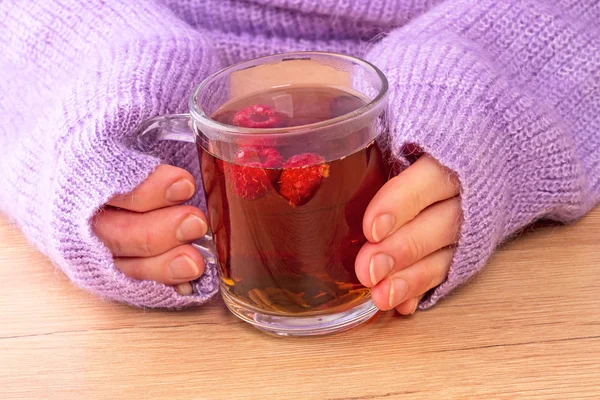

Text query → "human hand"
[356,154,461,314]
[93,165,207,295]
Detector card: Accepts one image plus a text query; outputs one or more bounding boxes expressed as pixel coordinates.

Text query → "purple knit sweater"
[0,0,598,309]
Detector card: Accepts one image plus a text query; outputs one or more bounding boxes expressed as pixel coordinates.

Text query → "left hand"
[355,154,461,315]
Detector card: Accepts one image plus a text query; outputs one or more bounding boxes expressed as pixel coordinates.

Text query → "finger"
[108,164,196,212]
[395,294,424,316]
[356,197,460,287]
[93,205,208,257]
[175,282,194,296]
[363,155,459,243]
[370,247,453,311]
[115,244,205,285]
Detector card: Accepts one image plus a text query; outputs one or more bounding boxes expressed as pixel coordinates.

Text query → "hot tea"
[199,85,389,314]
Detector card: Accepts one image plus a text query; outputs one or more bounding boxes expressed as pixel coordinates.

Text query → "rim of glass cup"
[189,51,389,139]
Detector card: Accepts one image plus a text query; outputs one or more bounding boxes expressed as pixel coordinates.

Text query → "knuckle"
[141,224,159,257]
[390,174,423,217]
[111,239,127,257]
[398,167,426,214]
[130,260,146,281]
[408,190,424,218]
[419,258,436,290]
[418,250,452,291]
[403,234,424,263]
[96,211,128,255]
[115,258,145,281]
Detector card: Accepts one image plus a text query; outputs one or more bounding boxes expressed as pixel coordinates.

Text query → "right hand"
[92,165,208,295]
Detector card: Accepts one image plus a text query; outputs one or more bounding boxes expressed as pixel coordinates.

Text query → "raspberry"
[233,146,283,167]
[258,147,284,168]
[277,153,330,206]
[232,147,260,164]
[229,162,273,200]
[226,147,283,200]
[232,104,288,129]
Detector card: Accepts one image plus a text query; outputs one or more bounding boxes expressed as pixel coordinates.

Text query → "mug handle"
[135,113,217,268]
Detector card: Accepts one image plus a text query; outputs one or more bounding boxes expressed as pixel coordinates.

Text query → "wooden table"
[1,209,599,400]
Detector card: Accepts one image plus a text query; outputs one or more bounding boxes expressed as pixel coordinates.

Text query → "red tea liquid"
[199,86,388,314]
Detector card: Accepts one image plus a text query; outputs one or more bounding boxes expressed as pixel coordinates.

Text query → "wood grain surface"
[0,208,599,400]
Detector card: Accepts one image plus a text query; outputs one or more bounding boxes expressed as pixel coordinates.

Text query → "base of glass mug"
[220,285,378,337]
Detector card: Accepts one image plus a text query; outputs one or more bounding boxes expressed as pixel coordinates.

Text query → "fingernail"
[168,255,200,280]
[389,278,408,308]
[166,179,195,202]
[372,214,395,242]
[176,214,207,242]
[369,253,395,286]
[175,282,193,296]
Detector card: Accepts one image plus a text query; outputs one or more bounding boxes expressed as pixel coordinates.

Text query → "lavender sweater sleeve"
[0,0,224,307]
[0,0,598,309]
[365,0,600,308]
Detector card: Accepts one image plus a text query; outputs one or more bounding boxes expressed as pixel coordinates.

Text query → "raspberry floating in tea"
[232,104,288,129]
[226,146,283,200]
[227,162,271,200]
[277,153,330,207]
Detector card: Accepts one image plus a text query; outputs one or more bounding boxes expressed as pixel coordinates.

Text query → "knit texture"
[0,0,598,308]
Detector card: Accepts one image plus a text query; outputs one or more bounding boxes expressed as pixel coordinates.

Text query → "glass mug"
[136,52,389,336]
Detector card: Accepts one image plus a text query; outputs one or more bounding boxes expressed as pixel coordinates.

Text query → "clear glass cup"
[137,52,389,336]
